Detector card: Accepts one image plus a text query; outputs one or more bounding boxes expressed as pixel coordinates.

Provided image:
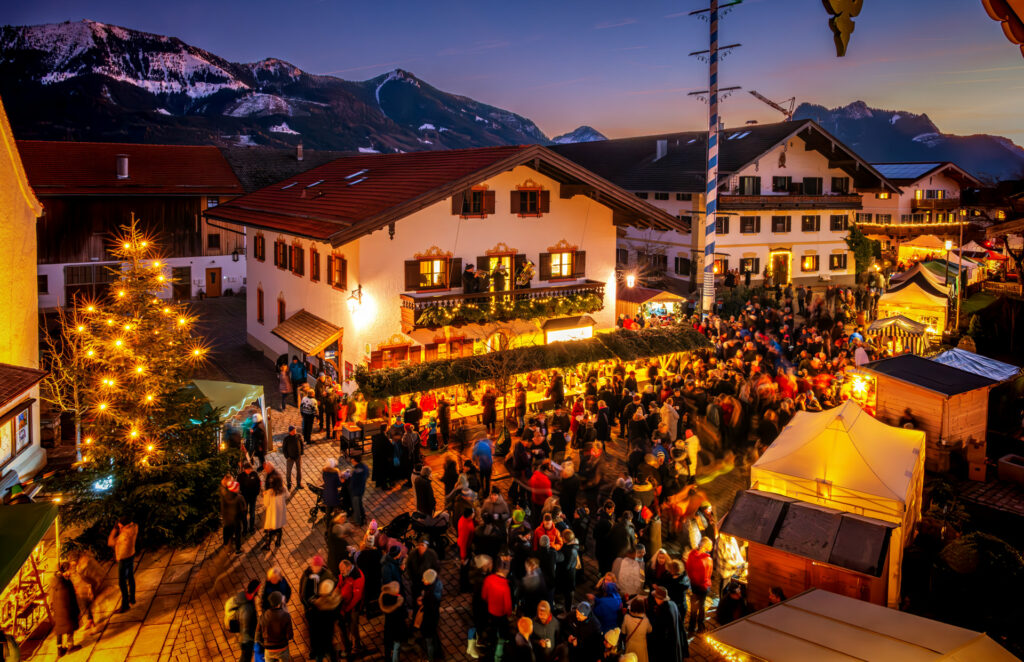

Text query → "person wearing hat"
[567,602,602,662]
[281,424,303,491]
[299,555,335,626]
[602,628,621,661]
[407,537,439,601]
[511,616,535,662]
[419,568,443,660]
[256,590,293,662]
[413,466,436,517]
[308,578,340,662]
[531,600,560,661]
[225,578,260,662]
[650,585,688,662]
[380,581,407,662]
[220,479,247,554]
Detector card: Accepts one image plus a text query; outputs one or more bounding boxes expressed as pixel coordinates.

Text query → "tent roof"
[751,401,924,503]
[931,349,1021,383]
[711,589,1019,662]
[961,240,988,253]
[0,503,57,590]
[864,354,998,396]
[902,234,946,250]
[190,380,265,422]
[867,315,929,336]
[889,263,949,293]
[617,286,687,305]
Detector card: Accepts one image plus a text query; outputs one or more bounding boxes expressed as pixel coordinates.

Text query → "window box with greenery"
[511,187,550,217]
[739,216,760,234]
[453,187,495,218]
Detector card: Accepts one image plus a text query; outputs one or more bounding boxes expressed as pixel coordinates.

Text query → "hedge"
[354,325,711,399]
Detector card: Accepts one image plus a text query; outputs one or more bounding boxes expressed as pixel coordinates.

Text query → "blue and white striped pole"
[702,0,720,317]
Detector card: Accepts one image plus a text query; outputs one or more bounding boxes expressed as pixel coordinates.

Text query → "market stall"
[615,286,687,321]
[187,379,268,444]
[706,588,1018,662]
[896,233,947,264]
[0,502,57,646]
[749,401,925,608]
[878,264,950,335]
[866,315,932,355]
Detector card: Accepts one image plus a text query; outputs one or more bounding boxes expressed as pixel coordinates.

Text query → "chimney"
[116,154,129,180]
[655,139,668,161]
[296,141,304,162]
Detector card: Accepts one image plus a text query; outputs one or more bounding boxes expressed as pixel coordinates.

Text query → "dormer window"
[453,187,495,218]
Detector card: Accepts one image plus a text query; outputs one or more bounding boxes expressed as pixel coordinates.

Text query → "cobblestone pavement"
[29,296,743,662]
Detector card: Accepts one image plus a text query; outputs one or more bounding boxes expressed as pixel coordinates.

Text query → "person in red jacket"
[338,559,365,657]
[457,508,476,590]
[529,460,553,510]
[481,564,513,644]
[685,537,714,634]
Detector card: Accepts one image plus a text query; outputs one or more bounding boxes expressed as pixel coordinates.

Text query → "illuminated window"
[914,189,924,200]
[876,214,892,224]
[801,215,820,232]
[551,252,573,279]
[829,254,848,270]
[419,259,448,289]
[713,259,728,274]
[925,189,945,200]
[740,257,760,274]
[328,255,348,290]
[875,192,891,200]
[997,210,1007,220]
[801,255,819,272]
[830,215,848,231]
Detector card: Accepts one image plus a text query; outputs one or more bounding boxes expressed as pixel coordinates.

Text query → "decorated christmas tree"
[46,220,238,551]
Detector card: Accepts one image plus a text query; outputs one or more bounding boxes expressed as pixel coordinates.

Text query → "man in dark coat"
[407,538,439,601]
[650,585,688,662]
[282,425,303,491]
[413,466,436,516]
[370,431,393,489]
[348,456,369,526]
[420,569,444,660]
[51,563,80,656]
[437,396,451,449]
[566,602,602,662]
[220,481,247,553]
[236,462,261,536]
[463,263,477,294]
[593,501,616,574]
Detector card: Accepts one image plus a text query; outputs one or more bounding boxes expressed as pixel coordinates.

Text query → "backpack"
[224,594,242,633]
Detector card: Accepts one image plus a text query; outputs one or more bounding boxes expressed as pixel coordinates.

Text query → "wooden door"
[205,267,222,297]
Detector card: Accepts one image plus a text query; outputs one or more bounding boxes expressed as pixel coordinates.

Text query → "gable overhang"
[912,162,983,189]
[726,120,900,194]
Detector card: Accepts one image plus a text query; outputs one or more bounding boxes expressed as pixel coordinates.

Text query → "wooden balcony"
[719,194,862,211]
[400,279,606,331]
[912,198,960,212]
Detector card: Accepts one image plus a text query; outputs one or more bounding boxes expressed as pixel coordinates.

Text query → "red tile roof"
[205,144,685,245]
[16,141,243,196]
[0,363,46,409]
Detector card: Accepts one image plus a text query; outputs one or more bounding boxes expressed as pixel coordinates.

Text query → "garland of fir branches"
[354,325,710,399]
[416,292,604,329]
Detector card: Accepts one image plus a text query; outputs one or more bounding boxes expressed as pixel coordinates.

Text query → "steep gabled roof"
[204,144,686,246]
[16,141,243,196]
[553,120,899,194]
[872,161,982,188]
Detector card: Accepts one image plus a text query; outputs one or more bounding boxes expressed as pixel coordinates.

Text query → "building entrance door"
[205,267,222,297]
[771,252,791,286]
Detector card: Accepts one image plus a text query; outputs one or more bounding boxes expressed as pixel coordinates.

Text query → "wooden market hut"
[862,354,998,474]
[615,286,687,320]
[866,315,931,355]
[720,489,895,608]
[878,263,950,334]
[0,502,58,647]
[708,588,1019,662]
[748,401,925,608]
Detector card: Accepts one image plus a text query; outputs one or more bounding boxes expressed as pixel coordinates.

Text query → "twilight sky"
[4,0,1023,142]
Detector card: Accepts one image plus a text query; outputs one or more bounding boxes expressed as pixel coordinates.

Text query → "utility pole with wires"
[689,0,742,316]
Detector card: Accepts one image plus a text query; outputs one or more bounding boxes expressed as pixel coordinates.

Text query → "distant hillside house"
[0,97,47,484]
[204,145,684,381]
[859,162,983,248]
[554,119,899,288]
[17,141,245,309]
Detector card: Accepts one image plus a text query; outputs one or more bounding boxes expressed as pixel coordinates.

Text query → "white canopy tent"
[709,589,1019,662]
[750,401,925,607]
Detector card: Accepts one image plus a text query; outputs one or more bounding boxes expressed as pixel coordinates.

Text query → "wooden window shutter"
[785,216,792,232]
[513,254,526,275]
[447,257,462,288]
[483,190,496,214]
[339,257,348,290]
[476,256,489,272]
[755,217,761,233]
[754,258,761,273]
[451,191,465,215]
[404,260,420,291]
[539,190,550,213]
[510,191,521,214]
[370,350,384,371]
[538,253,552,280]
[327,255,334,285]
[572,251,586,278]
[425,343,439,362]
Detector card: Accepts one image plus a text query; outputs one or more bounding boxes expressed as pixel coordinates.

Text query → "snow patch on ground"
[474,115,487,123]
[358,146,380,153]
[154,108,171,115]
[418,123,435,131]
[912,132,940,143]
[224,93,291,117]
[269,122,299,134]
[890,114,901,124]
[226,135,258,146]
[438,126,449,132]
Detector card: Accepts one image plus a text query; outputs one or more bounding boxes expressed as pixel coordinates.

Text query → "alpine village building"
[204,144,686,380]
[0,97,47,488]
[16,141,246,310]
[552,119,900,290]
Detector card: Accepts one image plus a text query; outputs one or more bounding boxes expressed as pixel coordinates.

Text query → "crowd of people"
[205,281,892,662]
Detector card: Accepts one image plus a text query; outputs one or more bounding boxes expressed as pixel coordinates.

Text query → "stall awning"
[616,286,687,306]
[0,503,57,590]
[867,315,928,336]
[540,315,596,333]
[711,589,1019,662]
[272,310,342,356]
[721,490,894,577]
[931,349,1021,383]
[190,380,266,422]
[0,363,47,410]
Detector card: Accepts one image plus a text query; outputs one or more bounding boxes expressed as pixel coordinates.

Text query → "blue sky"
[4,0,1023,141]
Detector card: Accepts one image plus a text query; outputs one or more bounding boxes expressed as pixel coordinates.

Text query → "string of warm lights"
[704,635,752,662]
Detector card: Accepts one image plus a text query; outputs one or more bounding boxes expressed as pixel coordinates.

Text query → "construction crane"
[749,90,796,120]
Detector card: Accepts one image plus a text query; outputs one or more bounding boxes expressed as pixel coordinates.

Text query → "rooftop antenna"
[689,0,742,316]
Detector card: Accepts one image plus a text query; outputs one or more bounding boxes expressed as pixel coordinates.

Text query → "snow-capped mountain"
[551,126,607,144]
[794,101,1024,183]
[0,20,550,151]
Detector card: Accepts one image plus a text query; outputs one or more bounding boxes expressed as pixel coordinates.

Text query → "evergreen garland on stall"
[415,292,604,329]
[354,325,710,399]
[44,221,239,554]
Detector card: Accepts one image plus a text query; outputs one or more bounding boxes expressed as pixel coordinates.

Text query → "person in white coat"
[262,469,288,550]
[621,598,652,662]
[660,399,680,443]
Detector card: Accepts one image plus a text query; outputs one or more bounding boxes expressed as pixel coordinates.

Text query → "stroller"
[411,510,451,559]
[306,482,328,526]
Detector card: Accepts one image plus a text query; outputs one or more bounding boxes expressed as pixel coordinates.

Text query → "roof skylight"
[345,169,369,180]
[281,182,296,190]
[306,179,325,188]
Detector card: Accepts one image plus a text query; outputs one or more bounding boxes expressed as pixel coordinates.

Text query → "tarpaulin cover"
[0,502,56,590]
[931,348,1021,383]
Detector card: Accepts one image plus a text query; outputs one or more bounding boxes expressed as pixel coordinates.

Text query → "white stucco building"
[205,145,684,381]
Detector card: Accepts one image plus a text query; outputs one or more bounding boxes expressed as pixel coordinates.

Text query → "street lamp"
[625,273,636,288]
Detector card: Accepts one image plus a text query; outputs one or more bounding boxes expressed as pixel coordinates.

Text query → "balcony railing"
[719,194,862,211]
[400,279,606,331]
[912,198,960,211]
